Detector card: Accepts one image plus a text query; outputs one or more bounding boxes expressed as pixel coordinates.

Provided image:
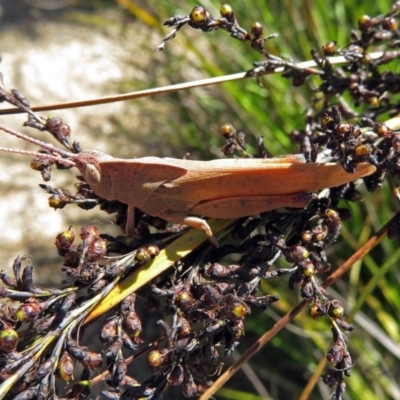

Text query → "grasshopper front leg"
[126,205,136,237]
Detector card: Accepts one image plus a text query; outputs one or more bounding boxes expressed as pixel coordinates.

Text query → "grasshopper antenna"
[0,124,76,166]
[0,146,76,167]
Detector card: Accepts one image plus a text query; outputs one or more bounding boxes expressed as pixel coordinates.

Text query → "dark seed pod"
[336,319,354,332]
[301,280,314,300]
[326,340,345,364]
[322,368,339,387]
[123,312,142,340]
[105,339,122,362]
[88,278,108,294]
[35,357,53,381]
[59,292,77,314]
[11,89,30,108]
[21,264,34,288]
[121,331,138,352]
[45,116,72,147]
[63,250,80,267]
[100,318,118,344]
[168,364,184,386]
[0,270,17,287]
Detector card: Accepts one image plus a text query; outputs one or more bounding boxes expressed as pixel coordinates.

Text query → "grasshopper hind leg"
[158,212,218,246]
[126,205,217,245]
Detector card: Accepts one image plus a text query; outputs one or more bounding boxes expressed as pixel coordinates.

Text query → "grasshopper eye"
[85,164,101,186]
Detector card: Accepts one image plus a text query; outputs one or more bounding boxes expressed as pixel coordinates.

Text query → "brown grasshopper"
[0,124,375,239]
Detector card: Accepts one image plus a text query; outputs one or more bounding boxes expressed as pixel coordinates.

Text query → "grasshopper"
[0,124,375,239]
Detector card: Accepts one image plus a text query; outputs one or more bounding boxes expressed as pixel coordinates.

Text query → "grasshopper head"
[73,150,114,198]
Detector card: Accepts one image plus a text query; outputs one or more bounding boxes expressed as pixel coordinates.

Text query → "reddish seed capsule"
[302,261,315,277]
[176,317,191,337]
[354,144,371,162]
[89,238,107,261]
[329,305,344,319]
[58,352,75,382]
[322,41,336,55]
[100,319,118,344]
[82,352,102,369]
[328,299,344,319]
[45,116,71,146]
[310,304,322,319]
[373,123,390,137]
[64,250,79,267]
[220,4,234,19]
[147,244,160,257]
[220,123,235,139]
[135,247,151,264]
[383,17,397,31]
[230,303,249,319]
[55,227,75,254]
[250,22,263,38]
[301,230,313,244]
[337,122,352,140]
[123,312,142,339]
[0,327,19,353]
[30,157,50,171]
[288,246,309,262]
[221,295,250,320]
[190,6,207,23]
[48,194,65,209]
[148,349,169,368]
[16,302,42,322]
[175,290,195,311]
[80,225,99,240]
[367,96,379,107]
[358,15,373,31]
